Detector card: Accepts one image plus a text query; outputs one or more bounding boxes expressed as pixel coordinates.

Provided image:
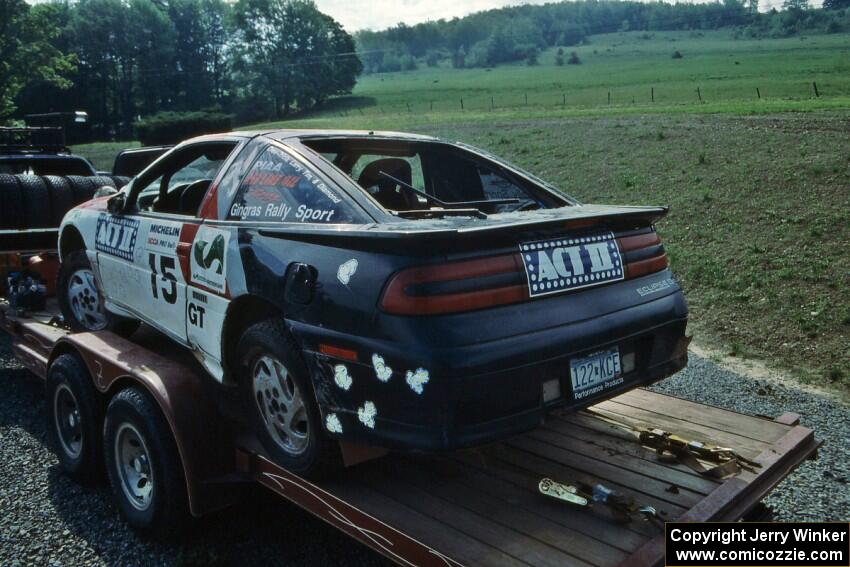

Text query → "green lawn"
[70,30,850,391]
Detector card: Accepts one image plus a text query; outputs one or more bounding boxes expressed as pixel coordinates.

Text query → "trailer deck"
[1,302,820,567]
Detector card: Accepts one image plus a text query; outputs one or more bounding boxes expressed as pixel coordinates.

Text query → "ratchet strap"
[585,408,761,478]
[539,478,665,528]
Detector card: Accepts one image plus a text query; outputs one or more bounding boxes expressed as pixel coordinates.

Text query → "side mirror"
[107,192,126,215]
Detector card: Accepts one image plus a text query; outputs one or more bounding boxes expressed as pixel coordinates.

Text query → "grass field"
[72,30,850,391]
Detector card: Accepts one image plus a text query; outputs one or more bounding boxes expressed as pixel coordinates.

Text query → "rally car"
[56,129,689,477]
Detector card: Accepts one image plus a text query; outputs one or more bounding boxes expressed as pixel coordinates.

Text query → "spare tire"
[66,176,97,205]
[16,175,52,229]
[108,175,131,190]
[89,175,117,192]
[0,174,24,230]
[43,176,76,225]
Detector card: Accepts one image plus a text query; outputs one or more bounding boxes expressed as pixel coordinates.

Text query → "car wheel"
[103,387,189,536]
[43,175,75,225]
[237,318,341,479]
[65,175,97,205]
[57,250,140,336]
[46,354,103,484]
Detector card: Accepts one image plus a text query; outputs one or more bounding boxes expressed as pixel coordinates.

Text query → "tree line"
[356,0,850,73]
[2,0,362,138]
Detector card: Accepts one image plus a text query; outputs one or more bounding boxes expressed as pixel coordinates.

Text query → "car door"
[98,141,238,345]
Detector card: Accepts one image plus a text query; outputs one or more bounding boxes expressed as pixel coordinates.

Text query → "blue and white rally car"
[57,129,689,477]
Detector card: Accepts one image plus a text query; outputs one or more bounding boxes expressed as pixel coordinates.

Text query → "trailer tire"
[237,319,341,479]
[103,387,189,537]
[57,250,140,336]
[43,175,76,225]
[46,354,103,484]
[0,174,24,229]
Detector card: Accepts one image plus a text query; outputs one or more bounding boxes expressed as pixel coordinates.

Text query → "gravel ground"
[1,331,847,566]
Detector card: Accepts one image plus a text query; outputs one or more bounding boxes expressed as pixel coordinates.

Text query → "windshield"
[302,138,569,216]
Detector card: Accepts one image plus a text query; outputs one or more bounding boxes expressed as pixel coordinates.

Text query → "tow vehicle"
[0,295,820,566]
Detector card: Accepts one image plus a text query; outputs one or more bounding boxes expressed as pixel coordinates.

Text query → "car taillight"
[380,254,528,315]
[616,228,669,278]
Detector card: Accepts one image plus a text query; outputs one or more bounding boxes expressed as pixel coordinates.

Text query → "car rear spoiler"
[255,204,669,250]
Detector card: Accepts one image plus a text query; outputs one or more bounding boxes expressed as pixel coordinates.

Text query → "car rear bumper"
[292,289,689,451]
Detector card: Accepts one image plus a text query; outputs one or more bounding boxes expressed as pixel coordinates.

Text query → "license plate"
[519,232,624,298]
[570,347,623,401]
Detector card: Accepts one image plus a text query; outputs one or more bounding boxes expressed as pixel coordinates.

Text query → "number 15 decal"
[149,253,178,304]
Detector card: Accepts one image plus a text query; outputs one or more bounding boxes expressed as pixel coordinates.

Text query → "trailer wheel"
[237,319,341,479]
[103,387,189,536]
[57,250,139,336]
[46,354,103,484]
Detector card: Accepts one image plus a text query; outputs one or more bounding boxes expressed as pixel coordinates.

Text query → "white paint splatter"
[333,364,352,391]
[357,401,377,429]
[337,259,358,285]
[372,354,393,383]
[405,368,430,395]
[325,413,343,433]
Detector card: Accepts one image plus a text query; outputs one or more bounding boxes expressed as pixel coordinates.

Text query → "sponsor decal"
[520,232,624,298]
[372,354,393,383]
[357,401,377,429]
[269,147,342,204]
[190,226,230,293]
[230,202,292,221]
[337,259,358,285]
[636,277,677,297]
[405,368,430,395]
[325,413,343,434]
[188,291,207,328]
[295,204,335,223]
[333,364,352,391]
[95,214,139,261]
[146,222,181,254]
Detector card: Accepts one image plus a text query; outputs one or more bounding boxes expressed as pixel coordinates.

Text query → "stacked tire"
[0,174,130,230]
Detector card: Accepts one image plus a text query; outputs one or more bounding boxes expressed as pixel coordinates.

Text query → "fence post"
[491,96,494,110]
[696,87,702,102]
[562,93,566,106]
[812,81,820,97]
[756,87,761,99]
[607,91,611,105]
[430,100,433,111]
[651,87,654,103]
[460,98,464,110]
[525,93,528,106]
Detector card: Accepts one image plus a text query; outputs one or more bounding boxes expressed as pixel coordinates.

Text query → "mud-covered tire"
[0,174,24,229]
[57,250,140,336]
[16,174,52,228]
[46,354,103,485]
[237,318,341,479]
[66,175,97,205]
[103,387,190,536]
[43,175,76,225]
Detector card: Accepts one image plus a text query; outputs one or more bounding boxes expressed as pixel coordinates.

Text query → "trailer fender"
[51,332,240,516]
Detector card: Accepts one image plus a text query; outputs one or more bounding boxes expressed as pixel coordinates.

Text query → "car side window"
[228,146,363,224]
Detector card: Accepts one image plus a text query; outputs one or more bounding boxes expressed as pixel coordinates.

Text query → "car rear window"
[228,146,364,224]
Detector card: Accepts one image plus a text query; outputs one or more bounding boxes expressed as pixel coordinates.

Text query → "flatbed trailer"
[1,301,820,567]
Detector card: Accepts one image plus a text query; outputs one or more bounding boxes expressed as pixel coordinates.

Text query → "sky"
[316,0,552,31]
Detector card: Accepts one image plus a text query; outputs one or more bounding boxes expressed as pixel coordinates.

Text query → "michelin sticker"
[405,368,430,395]
[372,354,393,382]
[337,259,358,285]
[357,401,377,429]
[333,364,352,391]
[190,226,230,293]
[146,222,182,254]
[95,214,139,261]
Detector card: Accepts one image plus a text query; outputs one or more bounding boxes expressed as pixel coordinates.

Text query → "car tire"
[237,318,341,479]
[66,175,97,205]
[46,353,103,484]
[108,175,131,189]
[43,175,76,225]
[57,250,140,336]
[0,174,24,229]
[103,387,190,536]
[17,174,52,228]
